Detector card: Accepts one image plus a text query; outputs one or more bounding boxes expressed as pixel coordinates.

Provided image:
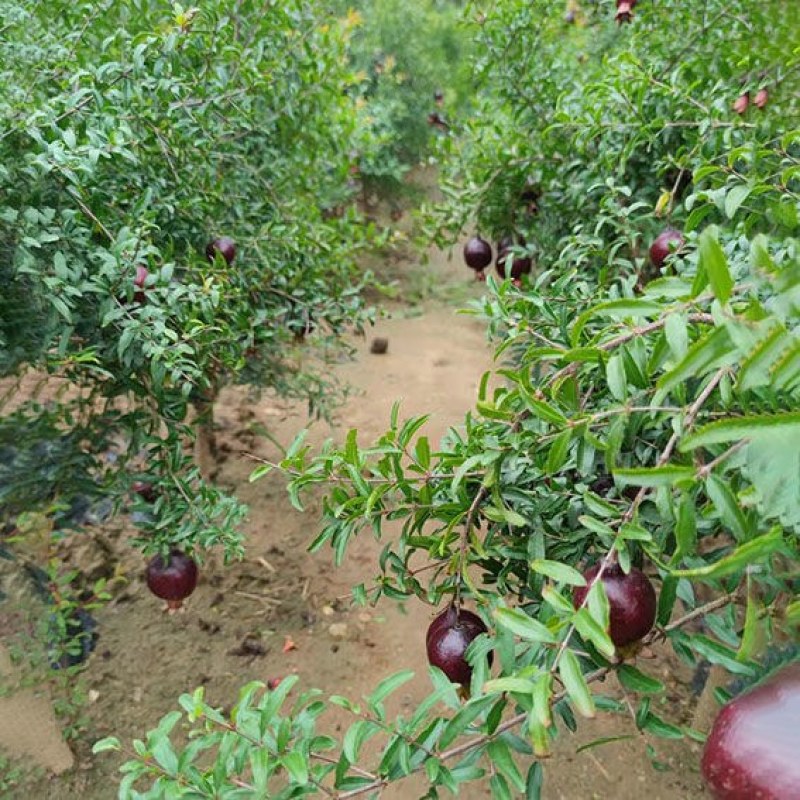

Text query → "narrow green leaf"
[494,608,557,643]
[281,752,309,785]
[705,475,748,542]
[680,413,800,450]
[724,185,751,220]
[671,527,784,578]
[657,327,734,394]
[559,650,595,718]
[368,670,415,708]
[617,665,665,694]
[530,560,586,587]
[546,428,572,474]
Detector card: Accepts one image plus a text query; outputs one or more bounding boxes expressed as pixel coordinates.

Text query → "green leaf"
[494,608,557,643]
[530,560,586,586]
[680,412,800,449]
[606,354,627,402]
[705,475,748,541]
[368,670,415,708]
[483,677,536,695]
[559,650,595,718]
[657,327,734,394]
[525,762,544,799]
[724,185,751,220]
[617,665,665,694]
[613,466,696,488]
[688,635,756,675]
[439,695,496,749]
[641,713,684,740]
[670,527,784,578]
[281,752,309,785]
[675,494,697,557]
[664,313,689,362]
[546,428,572,474]
[92,737,121,754]
[488,739,526,791]
[572,609,615,660]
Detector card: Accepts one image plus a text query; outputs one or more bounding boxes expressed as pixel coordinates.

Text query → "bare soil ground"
[0,219,708,799]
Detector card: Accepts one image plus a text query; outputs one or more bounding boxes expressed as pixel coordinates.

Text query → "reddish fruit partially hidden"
[496,237,532,281]
[572,562,656,648]
[701,662,800,800]
[615,0,637,24]
[463,236,493,280]
[733,92,750,115]
[754,88,769,110]
[145,550,198,611]
[649,228,685,269]
[132,480,157,503]
[205,236,236,265]
[426,606,490,686]
[133,265,149,303]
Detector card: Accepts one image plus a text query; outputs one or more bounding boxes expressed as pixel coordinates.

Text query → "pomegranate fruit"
[754,88,769,110]
[496,237,532,281]
[426,606,490,686]
[145,550,198,611]
[701,662,800,800]
[132,480,157,503]
[572,562,656,648]
[463,236,493,280]
[615,0,637,24]
[649,228,685,269]
[733,92,750,115]
[133,265,149,303]
[205,236,236,265]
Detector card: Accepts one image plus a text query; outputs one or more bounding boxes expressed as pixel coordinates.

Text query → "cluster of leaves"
[0,0,380,558]
[334,0,474,198]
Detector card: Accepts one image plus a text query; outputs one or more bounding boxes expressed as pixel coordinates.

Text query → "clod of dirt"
[328,623,348,640]
[228,634,267,657]
[370,337,389,355]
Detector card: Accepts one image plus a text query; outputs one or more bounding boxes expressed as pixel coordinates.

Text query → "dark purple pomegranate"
[572,563,656,648]
[701,663,800,800]
[145,550,198,611]
[426,606,490,686]
[205,236,236,265]
[463,237,493,279]
[496,237,532,281]
[649,229,685,269]
[132,480,157,503]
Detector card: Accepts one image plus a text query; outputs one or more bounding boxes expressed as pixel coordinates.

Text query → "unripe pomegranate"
[205,236,236,265]
[145,550,198,611]
[463,236,493,280]
[754,88,769,110]
[426,606,490,686]
[701,662,800,799]
[572,562,656,648]
[649,228,685,269]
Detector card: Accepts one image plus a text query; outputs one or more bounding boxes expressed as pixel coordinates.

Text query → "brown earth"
[0,223,709,799]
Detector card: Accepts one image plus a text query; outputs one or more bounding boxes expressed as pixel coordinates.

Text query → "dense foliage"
[0,0,376,560]
[3,0,799,797]
[335,0,473,197]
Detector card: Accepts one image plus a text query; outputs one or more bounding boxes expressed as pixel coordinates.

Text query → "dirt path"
[3,236,707,798]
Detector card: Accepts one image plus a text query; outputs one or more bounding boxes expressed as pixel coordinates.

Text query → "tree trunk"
[192,393,217,483]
